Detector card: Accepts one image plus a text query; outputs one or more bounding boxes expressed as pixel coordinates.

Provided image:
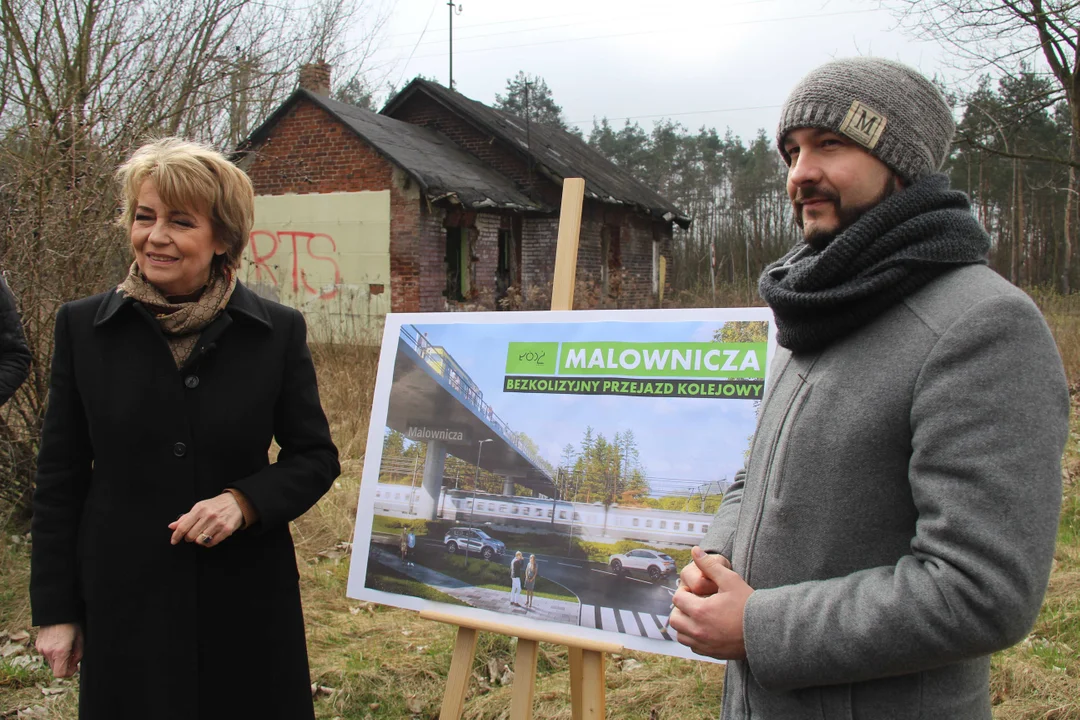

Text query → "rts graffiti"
[245,230,342,300]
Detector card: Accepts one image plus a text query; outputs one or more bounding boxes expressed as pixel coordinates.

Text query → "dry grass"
[1,288,1078,719]
[309,343,381,461]
[0,535,79,718]
[1030,289,1080,389]
[665,279,767,311]
[0,536,31,633]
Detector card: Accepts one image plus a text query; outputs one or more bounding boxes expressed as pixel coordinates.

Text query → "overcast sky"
[358,0,960,145]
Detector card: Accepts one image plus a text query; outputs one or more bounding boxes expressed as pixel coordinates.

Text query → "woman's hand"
[169,493,244,548]
[37,623,83,678]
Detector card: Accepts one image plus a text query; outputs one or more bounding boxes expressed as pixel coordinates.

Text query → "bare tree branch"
[0,0,390,512]
[958,130,1080,166]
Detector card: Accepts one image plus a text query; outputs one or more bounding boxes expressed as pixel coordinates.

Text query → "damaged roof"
[382,79,691,228]
[237,89,548,212]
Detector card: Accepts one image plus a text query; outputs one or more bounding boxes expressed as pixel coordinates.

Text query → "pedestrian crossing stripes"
[579,604,674,641]
[600,606,618,632]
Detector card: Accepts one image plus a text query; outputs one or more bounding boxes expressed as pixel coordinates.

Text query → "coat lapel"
[93,282,274,371]
[93,288,132,327]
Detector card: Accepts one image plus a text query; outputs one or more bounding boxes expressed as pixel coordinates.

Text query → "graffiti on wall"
[241,191,391,342]
[247,230,342,301]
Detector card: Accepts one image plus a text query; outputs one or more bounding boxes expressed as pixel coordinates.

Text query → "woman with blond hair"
[30,138,340,719]
[524,554,538,609]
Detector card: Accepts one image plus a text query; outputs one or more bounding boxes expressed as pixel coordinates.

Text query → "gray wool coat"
[701,264,1069,719]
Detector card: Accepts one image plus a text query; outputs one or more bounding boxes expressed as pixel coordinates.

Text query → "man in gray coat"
[670,58,1070,718]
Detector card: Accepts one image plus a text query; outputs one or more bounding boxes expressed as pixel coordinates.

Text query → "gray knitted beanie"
[776,58,955,182]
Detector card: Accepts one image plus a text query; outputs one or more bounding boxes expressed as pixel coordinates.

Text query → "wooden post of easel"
[430,178,618,720]
[549,177,584,315]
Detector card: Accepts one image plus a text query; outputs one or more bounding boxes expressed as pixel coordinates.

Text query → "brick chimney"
[298,62,332,96]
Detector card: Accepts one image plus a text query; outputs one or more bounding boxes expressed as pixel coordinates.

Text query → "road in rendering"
[414,537,679,637]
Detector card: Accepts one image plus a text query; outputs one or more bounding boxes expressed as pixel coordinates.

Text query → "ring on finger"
[198,533,213,545]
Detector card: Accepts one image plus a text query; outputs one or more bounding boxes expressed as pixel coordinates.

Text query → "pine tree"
[495,71,578,135]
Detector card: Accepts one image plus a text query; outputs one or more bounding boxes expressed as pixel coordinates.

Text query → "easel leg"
[510,638,540,720]
[440,626,479,720]
[576,649,605,720]
[568,647,584,720]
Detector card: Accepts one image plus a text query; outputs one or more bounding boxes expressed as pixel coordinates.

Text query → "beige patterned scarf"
[117,261,237,368]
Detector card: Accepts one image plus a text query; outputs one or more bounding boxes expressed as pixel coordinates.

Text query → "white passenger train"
[371,482,717,548]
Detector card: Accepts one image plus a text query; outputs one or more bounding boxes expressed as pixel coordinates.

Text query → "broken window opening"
[445,227,471,301]
[496,228,516,306]
[601,224,622,297]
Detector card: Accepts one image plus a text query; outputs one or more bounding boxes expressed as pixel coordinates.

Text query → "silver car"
[608,548,677,581]
[443,527,506,561]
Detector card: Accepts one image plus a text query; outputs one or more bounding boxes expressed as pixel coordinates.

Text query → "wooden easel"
[426,178,620,719]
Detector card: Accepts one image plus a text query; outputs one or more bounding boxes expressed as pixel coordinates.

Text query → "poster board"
[346,307,776,662]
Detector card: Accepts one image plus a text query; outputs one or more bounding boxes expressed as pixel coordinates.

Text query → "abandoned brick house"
[235,64,689,337]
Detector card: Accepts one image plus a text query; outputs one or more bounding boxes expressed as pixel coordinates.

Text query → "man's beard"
[794,180,897,250]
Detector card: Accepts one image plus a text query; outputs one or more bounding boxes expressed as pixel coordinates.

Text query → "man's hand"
[670,546,753,660]
[36,623,83,678]
[679,550,731,596]
[169,493,244,548]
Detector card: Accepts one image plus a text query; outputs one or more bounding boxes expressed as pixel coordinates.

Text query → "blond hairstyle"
[116,137,254,269]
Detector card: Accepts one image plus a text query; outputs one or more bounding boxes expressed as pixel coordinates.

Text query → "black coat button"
[173,442,187,457]
[184,375,199,389]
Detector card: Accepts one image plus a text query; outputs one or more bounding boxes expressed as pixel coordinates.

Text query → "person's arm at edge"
[0,275,32,406]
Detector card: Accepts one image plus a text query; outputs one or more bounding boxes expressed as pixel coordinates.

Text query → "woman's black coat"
[30,282,340,720]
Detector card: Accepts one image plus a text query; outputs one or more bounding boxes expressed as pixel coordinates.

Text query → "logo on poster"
[505,342,559,374]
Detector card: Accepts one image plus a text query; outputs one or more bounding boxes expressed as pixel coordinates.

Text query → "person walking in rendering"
[406,528,416,566]
[524,554,538,609]
[669,58,1068,719]
[30,138,340,720]
[509,551,524,607]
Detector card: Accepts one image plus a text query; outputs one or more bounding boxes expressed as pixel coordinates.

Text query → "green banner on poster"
[505,341,766,379]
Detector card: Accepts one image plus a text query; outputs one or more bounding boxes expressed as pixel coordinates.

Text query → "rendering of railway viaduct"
[387,325,553,520]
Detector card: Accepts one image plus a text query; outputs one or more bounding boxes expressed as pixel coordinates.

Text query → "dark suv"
[443,527,506,561]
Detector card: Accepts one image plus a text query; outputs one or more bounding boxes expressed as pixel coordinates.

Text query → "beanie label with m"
[838,100,888,150]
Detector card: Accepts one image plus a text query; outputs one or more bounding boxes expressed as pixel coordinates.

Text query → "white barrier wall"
[242,191,391,342]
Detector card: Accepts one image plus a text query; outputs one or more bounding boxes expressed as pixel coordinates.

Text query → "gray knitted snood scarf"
[758,173,990,353]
